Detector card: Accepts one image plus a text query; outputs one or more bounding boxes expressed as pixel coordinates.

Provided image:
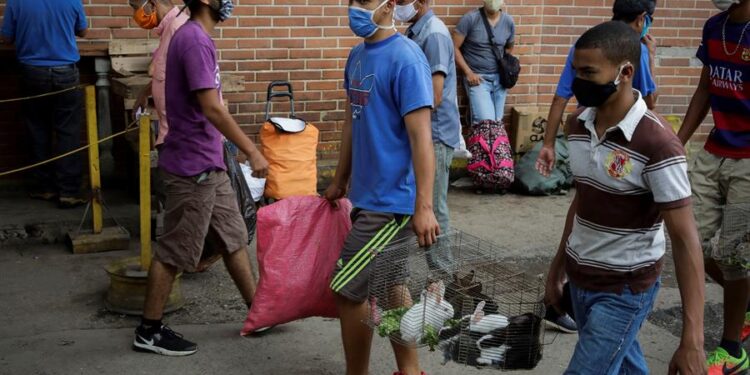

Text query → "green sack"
[514,134,573,195]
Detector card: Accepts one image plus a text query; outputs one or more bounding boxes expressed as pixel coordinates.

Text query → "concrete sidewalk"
[0,189,139,246]
[0,189,721,374]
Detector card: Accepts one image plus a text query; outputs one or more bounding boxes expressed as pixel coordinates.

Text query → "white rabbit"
[469,301,509,334]
[400,280,454,343]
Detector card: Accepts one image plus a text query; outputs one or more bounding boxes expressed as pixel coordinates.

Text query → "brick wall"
[0,0,716,176]
[532,0,717,146]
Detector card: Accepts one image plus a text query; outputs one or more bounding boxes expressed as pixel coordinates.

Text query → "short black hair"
[575,21,641,72]
[184,0,201,14]
[612,0,656,23]
[185,0,215,15]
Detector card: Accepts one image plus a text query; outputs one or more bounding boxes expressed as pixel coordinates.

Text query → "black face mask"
[571,64,628,108]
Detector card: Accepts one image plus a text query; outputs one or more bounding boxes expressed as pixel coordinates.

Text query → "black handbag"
[478,7,521,89]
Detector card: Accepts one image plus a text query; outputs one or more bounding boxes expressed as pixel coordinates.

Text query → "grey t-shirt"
[455,9,515,74]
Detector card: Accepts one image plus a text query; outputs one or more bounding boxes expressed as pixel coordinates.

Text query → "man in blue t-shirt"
[1,0,88,208]
[324,1,439,374]
[536,0,658,177]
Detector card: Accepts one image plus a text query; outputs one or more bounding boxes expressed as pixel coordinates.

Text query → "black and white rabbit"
[438,301,510,366]
[476,312,543,369]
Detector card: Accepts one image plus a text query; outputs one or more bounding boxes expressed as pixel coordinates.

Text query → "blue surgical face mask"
[394,0,418,23]
[641,14,651,39]
[348,1,394,39]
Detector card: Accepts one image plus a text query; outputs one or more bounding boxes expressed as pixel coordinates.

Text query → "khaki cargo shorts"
[155,169,248,272]
[689,149,750,281]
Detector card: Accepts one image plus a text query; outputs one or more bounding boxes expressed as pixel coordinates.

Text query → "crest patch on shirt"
[742,48,750,62]
[605,149,632,179]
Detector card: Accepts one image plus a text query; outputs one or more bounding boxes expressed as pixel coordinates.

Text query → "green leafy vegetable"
[377,307,409,338]
[421,325,439,351]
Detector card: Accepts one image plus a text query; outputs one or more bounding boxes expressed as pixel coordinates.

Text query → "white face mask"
[394,0,418,23]
[712,0,740,11]
[484,0,504,12]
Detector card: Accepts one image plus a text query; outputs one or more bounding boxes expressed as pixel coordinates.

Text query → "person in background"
[678,0,750,373]
[397,0,460,272]
[0,0,88,208]
[129,0,195,264]
[452,0,515,124]
[128,0,189,146]
[536,0,658,177]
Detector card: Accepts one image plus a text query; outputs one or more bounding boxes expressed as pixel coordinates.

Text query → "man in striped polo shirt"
[678,0,750,372]
[545,21,706,374]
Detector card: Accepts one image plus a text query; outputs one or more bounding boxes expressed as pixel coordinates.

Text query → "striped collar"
[577,89,647,142]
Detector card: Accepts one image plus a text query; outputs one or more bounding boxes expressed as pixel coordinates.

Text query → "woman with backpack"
[453,1,517,193]
[452,0,515,124]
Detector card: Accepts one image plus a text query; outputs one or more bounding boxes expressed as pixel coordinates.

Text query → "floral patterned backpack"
[467,120,515,190]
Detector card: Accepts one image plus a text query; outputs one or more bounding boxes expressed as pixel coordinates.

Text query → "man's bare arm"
[678,66,711,145]
[663,205,706,374]
[405,107,439,247]
[195,88,268,177]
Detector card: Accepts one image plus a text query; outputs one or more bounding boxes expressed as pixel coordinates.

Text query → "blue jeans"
[426,142,454,274]
[564,280,660,375]
[464,73,508,124]
[21,64,83,196]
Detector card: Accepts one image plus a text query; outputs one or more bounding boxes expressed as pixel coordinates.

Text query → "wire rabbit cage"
[714,203,750,269]
[366,230,546,370]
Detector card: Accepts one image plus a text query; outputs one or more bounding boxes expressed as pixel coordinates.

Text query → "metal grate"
[366,230,546,370]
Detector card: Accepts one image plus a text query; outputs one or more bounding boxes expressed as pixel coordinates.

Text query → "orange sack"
[260,81,319,200]
[260,120,318,199]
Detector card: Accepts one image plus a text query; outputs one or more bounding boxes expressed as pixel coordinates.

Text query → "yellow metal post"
[139,114,152,271]
[69,86,130,253]
[85,86,103,234]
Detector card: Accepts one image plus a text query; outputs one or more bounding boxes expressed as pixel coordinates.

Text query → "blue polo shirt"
[1,0,87,67]
[406,10,461,149]
[556,42,656,99]
[344,33,433,215]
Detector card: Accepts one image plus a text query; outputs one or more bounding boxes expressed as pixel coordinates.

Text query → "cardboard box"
[510,106,548,154]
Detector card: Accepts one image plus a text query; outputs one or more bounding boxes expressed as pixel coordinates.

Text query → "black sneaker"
[133,325,198,356]
[544,308,577,334]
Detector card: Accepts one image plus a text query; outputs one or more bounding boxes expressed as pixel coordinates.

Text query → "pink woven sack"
[241,196,352,335]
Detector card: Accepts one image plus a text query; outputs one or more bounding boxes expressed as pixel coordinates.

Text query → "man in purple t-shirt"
[132,0,269,357]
